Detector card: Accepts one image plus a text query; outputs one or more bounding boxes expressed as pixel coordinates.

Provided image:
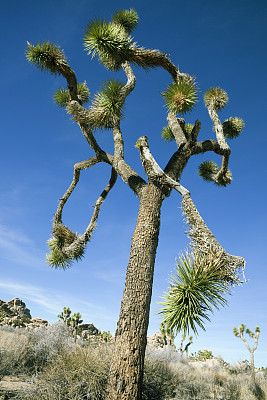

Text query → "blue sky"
[0,0,266,367]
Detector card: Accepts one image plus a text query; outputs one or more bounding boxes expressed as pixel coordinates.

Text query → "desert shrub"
[16,344,112,400]
[142,356,179,400]
[0,321,76,375]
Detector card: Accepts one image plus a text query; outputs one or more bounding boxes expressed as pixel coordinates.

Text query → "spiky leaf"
[161,126,175,142]
[25,41,67,75]
[112,8,139,34]
[162,81,198,116]
[204,87,228,110]
[54,82,90,108]
[198,161,232,186]
[184,123,194,136]
[198,161,219,182]
[158,250,230,336]
[83,18,133,70]
[89,79,125,129]
[222,117,245,139]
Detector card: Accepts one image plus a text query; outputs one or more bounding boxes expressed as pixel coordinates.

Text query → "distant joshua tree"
[26,8,245,399]
[233,324,260,384]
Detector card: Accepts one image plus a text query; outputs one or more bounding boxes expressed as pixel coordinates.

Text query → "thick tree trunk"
[106,182,165,400]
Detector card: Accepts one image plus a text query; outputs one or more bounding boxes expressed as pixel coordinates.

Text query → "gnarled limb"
[54,156,100,224]
[182,192,246,285]
[136,136,189,196]
[207,105,232,185]
[50,167,118,265]
[167,111,187,146]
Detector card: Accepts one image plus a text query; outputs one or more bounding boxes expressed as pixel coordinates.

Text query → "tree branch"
[136,136,189,196]
[182,192,246,285]
[54,156,100,224]
[207,105,232,185]
[167,111,187,146]
[55,167,118,260]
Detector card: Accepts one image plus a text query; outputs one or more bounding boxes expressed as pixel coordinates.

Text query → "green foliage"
[112,8,139,34]
[46,224,86,270]
[0,307,8,322]
[54,82,90,108]
[89,79,125,129]
[195,349,214,361]
[100,330,112,342]
[204,87,229,110]
[83,18,133,70]
[25,41,67,75]
[198,160,232,186]
[222,117,245,139]
[58,307,72,325]
[162,80,198,116]
[198,161,218,182]
[184,123,194,136]
[158,250,230,336]
[161,126,175,142]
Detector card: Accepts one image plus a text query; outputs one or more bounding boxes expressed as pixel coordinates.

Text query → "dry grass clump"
[17,345,112,400]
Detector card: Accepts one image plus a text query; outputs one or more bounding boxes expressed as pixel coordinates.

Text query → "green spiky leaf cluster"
[46,224,85,269]
[158,251,230,335]
[112,8,139,34]
[89,79,125,129]
[83,18,134,70]
[25,41,67,75]
[222,117,245,139]
[162,80,198,116]
[161,126,175,142]
[198,161,218,182]
[184,123,194,136]
[198,161,232,186]
[204,87,228,110]
[54,82,90,108]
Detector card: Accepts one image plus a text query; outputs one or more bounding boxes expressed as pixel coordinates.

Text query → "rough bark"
[106,182,165,400]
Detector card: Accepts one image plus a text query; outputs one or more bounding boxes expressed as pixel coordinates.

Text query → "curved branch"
[131,47,180,80]
[54,156,100,224]
[207,105,231,185]
[55,167,118,260]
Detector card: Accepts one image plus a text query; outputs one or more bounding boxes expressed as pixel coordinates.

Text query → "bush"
[0,321,76,375]
[17,345,112,400]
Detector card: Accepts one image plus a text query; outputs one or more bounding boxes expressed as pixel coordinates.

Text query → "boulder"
[78,323,100,336]
[0,298,31,319]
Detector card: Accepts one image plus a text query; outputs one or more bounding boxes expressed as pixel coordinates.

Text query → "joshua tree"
[26,8,245,400]
[233,324,260,384]
[159,322,175,346]
[58,307,72,325]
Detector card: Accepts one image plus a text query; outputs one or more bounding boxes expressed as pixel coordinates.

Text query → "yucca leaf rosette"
[26,41,67,76]
[162,80,198,116]
[158,250,230,335]
[54,82,90,108]
[161,126,175,142]
[198,161,232,186]
[46,223,85,269]
[83,18,134,70]
[204,87,228,110]
[112,8,139,34]
[222,117,245,139]
[89,79,125,129]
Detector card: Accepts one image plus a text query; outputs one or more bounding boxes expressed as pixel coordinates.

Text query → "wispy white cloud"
[0,281,116,324]
[0,225,44,268]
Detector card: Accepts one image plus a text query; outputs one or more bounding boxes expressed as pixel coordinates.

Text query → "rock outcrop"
[0,298,31,319]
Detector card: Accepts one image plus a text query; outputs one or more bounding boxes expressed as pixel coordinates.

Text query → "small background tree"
[233,324,260,385]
